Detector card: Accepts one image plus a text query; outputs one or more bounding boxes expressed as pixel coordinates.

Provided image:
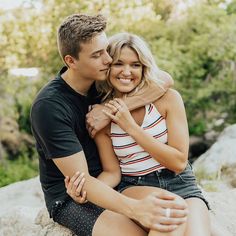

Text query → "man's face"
[74,32,112,81]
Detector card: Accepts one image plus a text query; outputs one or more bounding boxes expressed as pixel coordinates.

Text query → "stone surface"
[193,124,236,182]
[0,176,236,235]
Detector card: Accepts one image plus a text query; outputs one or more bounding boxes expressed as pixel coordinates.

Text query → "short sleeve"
[31,99,82,159]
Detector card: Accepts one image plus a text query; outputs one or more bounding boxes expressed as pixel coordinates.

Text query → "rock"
[0,176,44,217]
[0,176,236,235]
[35,208,73,236]
[193,124,236,184]
[0,116,35,159]
[206,189,236,236]
[0,177,73,236]
[0,206,42,236]
[189,135,210,162]
[204,130,219,143]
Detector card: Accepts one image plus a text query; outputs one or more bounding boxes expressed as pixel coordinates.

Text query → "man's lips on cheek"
[100,68,109,71]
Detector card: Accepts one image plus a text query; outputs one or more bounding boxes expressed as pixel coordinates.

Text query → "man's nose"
[104,51,112,65]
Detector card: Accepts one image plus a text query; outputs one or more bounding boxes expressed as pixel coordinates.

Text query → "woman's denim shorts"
[117,162,210,209]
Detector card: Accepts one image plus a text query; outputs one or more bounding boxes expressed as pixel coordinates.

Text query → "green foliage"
[0,0,236,185]
[227,0,236,14]
[0,155,38,187]
[148,3,236,134]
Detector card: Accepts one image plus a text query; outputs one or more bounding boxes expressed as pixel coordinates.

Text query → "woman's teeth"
[119,78,131,84]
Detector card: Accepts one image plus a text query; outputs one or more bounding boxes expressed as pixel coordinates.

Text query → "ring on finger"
[165,208,171,218]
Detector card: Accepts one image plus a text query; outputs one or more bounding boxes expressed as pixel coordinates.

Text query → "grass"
[0,155,39,187]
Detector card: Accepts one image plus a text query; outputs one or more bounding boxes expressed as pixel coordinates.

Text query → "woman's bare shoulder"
[153,89,183,116]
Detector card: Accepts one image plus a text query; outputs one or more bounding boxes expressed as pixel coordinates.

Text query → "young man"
[31,14,187,236]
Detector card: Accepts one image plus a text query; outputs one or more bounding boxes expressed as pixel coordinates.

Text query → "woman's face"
[109,46,143,97]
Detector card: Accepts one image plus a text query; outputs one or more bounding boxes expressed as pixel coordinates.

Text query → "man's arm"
[124,70,173,110]
[87,70,173,137]
[54,151,187,232]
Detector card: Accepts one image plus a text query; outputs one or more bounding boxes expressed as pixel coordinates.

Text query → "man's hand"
[86,104,111,138]
[65,171,87,204]
[131,191,188,232]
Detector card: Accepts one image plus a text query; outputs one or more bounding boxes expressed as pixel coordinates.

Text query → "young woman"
[67,32,210,236]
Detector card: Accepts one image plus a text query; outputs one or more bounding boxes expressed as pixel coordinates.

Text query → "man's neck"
[61,69,94,96]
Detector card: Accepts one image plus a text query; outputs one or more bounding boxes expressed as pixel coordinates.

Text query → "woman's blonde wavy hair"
[96,32,163,101]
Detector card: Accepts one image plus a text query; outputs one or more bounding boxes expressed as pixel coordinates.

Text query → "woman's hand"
[103,98,138,133]
[65,171,88,204]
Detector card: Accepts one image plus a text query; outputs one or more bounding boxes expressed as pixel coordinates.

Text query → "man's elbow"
[159,70,174,89]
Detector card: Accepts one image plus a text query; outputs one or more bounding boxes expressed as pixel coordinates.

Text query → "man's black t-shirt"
[30,67,102,215]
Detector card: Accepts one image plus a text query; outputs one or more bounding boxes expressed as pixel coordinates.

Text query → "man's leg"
[53,199,146,236]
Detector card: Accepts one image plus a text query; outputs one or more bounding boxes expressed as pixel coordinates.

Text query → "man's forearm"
[123,70,173,111]
[123,82,165,111]
[85,174,135,218]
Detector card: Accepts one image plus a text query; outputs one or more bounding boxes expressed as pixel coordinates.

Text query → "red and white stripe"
[110,103,168,176]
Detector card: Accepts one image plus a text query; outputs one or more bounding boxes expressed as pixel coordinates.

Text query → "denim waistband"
[122,168,177,179]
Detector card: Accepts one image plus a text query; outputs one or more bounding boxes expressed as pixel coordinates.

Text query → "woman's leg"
[184,198,210,236]
[121,186,187,236]
[93,209,147,236]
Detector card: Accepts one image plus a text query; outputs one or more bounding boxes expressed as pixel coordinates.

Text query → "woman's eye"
[132,63,141,68]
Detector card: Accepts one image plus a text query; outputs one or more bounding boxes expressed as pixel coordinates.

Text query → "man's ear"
[64,55,77,69]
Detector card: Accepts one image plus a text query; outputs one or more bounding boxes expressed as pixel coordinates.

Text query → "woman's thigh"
[185,198,210,236]
[93,209,147,236]
[121,185,176,200]
[121,186,187,236]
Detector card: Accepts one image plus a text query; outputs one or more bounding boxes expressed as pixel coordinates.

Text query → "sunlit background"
[0,0,235,187]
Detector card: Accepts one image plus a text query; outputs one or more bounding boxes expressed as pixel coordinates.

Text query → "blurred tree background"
[0,0,235,186]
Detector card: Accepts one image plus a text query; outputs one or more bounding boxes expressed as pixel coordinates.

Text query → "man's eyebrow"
[91,49,103,55]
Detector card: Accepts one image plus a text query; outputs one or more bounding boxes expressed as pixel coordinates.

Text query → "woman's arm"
[104,89,189,174]
[94,128,121,188]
